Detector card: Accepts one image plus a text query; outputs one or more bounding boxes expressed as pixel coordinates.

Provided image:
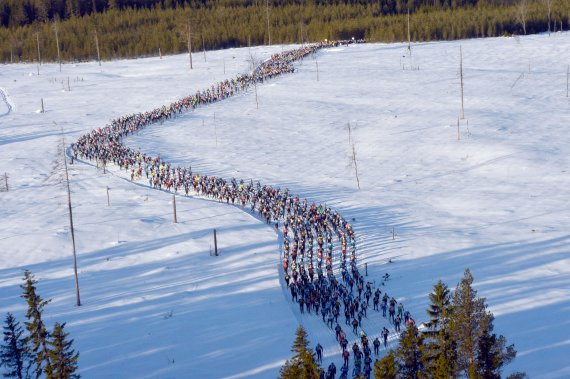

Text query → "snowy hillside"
[1,34,570,378]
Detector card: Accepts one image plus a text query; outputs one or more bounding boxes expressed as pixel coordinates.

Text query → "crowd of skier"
[70,37,411,379]
[282,202,414,379]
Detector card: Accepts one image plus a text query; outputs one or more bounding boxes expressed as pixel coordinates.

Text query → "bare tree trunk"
[517,0,528,35]
[63,140,81,307]
[460,45,465,119]
[352,144,361,190]
[202,33,206,62]
[407,9,412,56]
[36,32,41,75]
[94,30,101,66]
[265,0,271,46]
[54,20,62,72]
[187,20,193,69]
[544,0,552,36]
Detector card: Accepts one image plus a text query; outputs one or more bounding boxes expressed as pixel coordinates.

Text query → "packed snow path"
[71,38,406,359]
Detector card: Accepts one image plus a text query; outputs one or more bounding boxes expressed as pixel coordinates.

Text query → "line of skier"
[70,37,409,379]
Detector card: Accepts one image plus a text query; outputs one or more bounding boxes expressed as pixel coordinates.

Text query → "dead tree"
[61,134,81,307]
[265,0,271,45]
[248,38,259,109]
[187,20,193,69]
[54,20,62,72]
[35,32,41,75]
[351,143,361,190]
[460,45,465,119]
[543,0,553,36]
[407,9,412,56]
[516,0,528,35]
[94,30,101,66]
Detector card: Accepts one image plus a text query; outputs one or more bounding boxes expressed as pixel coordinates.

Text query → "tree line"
[0,0,568,63]
[0,271,79,379]
[280,269,526,379]
[0,0,555,28]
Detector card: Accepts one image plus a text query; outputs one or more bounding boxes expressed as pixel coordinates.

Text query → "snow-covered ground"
[1,34,570,378]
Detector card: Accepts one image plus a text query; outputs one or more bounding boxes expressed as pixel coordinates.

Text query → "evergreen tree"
[20,271,51,379]
[279,325,320,379]
[374,350,398,379]
[45,323,79,379]
[450,269,516,378]
[424,280,451,336]
[449,269,486,377]
[474,313,516,379]
[422,280,457,378]
[0,313,31,379]
[395,324,427,379]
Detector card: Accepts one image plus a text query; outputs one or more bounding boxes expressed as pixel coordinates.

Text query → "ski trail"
[72,42,412,371]
[0,87,14,116]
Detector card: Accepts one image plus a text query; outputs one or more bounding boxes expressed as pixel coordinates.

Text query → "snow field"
[1,34,570,377]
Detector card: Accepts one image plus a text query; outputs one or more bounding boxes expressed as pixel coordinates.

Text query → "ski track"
[0,87,14,116]
[74,43,407,373]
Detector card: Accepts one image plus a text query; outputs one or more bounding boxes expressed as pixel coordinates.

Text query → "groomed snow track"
[71,40,405,375]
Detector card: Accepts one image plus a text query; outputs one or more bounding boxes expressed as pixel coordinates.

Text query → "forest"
[0,0,568,63]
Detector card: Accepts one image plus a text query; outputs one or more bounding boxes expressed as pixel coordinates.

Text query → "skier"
[382,327,389,348]
[395,315,402,332]
[335,323,342,341]
[373,337,380,355]
[342,349,350,367]
[327,362,336,379]
[315,343,323,363]
[397,302,404,319]
[340,336,348,352]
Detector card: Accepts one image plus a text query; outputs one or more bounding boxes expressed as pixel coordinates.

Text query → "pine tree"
[0,313,31,379]
[474,313,516,379]
[449,269,517,378]
[422,280,456,378]
[279,325,320,379]
[424,280,451,336]
[20,271,51,379]
[395,324,428,379]
[45,323,79,379]
[374,350,398,379]
[449,269,486,377]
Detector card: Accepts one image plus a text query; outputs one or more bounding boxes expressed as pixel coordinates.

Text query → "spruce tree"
[474,313,516,379]
[0,313,31,379]
[20,271,51,379]
[424,280,451,336]
[449,269,486,377]
[450,269,516,378]
[374,350,398,379]
[395,324,428,379]
[279,325,320,379]
[45,323,79,379]
[423,280,456,378]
